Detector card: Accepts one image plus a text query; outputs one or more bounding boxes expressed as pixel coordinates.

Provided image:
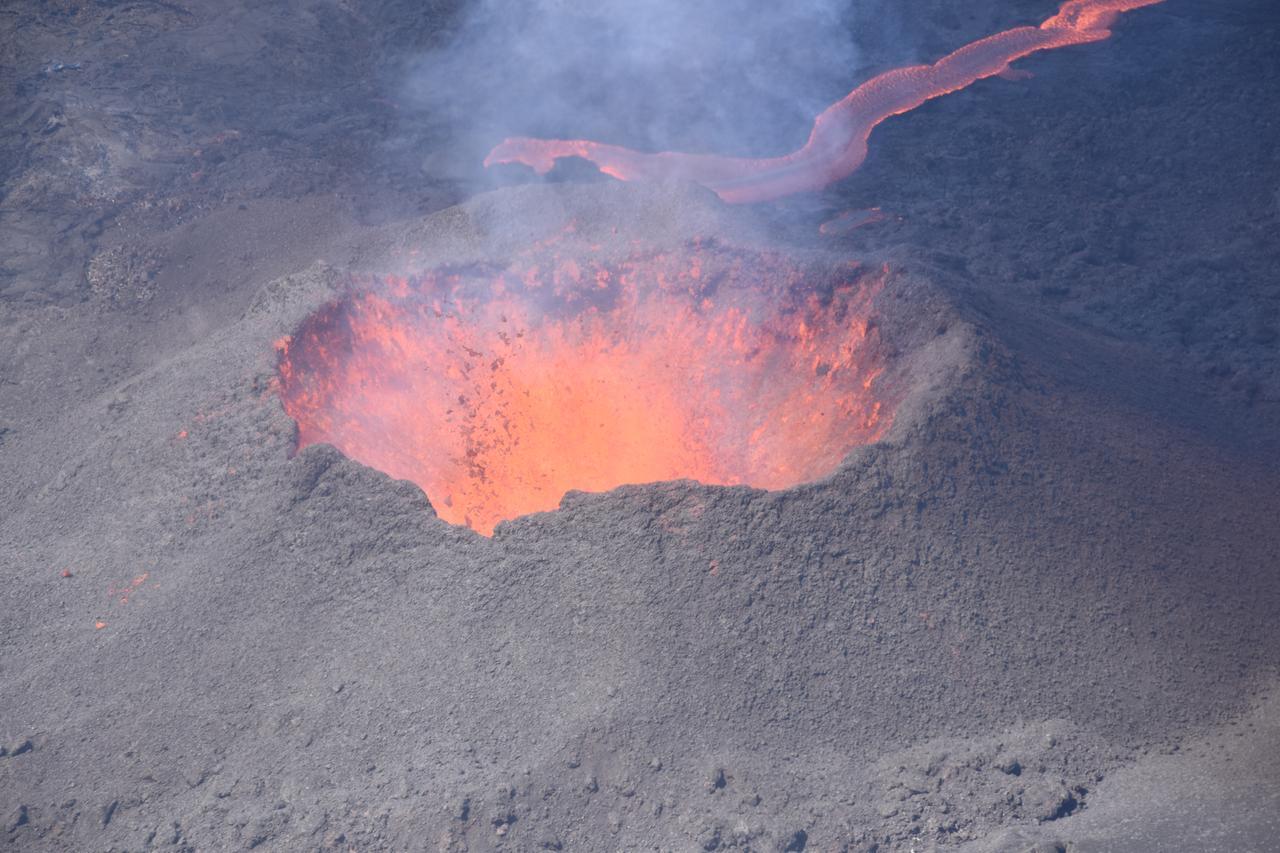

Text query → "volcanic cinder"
[2,1,1279,852]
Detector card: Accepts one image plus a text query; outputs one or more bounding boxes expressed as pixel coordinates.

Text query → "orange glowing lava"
[277,236,895,534]
[485,0,1164,203]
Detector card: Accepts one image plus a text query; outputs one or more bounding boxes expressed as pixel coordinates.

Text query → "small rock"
[1024,782,1078,822]
[246,821,272,849]
[584,775,598,794]
[101,799,118,828]
[699,825,722,850]
[5,805,28,833]
[2,739,32,758]
[779,829,808,852]
[606,811,622,833]
[649,757,662,771]
[998,758,1022,776]
[707,767,727,792]
[897,770,932,796]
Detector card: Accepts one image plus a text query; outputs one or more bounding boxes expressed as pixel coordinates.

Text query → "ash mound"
[1,184,1277,851]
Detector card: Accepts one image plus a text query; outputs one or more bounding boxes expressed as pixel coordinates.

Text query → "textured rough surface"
[2,1,1279,851]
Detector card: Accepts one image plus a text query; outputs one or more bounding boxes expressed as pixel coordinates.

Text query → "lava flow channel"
[485,0,1164,203]
[277,238,895,535]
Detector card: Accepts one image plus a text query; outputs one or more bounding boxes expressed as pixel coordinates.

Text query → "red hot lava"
[485,0,1164,203]
[277,235,895,534]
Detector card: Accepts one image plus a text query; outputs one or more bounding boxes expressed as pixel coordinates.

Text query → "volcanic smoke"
[484,0,1165,203]
[277,235,894,534]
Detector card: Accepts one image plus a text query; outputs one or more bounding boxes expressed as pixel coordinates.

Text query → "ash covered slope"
[1,183,1278,852]
[957,687,1280,853]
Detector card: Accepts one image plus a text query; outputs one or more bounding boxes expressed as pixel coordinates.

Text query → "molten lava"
[484,0,1164,203]
[277,236,894,534]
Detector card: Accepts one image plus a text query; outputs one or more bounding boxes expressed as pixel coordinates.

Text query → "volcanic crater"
[277,233,912,533]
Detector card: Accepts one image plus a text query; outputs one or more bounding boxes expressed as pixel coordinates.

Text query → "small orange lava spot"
[94,620,107,630]
[177,430,189,440]
[108,572,151,605]
[709,560,720,577]
[60,568,72,578]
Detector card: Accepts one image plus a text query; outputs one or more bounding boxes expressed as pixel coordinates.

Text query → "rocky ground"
[2,0,1278,850]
